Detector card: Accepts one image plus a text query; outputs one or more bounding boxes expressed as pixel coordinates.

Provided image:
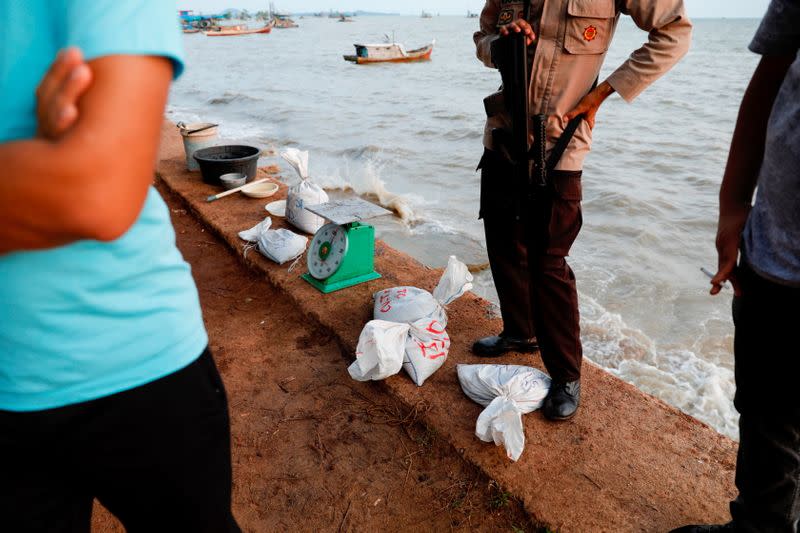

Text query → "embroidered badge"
[498,8,514,25]
[583,25,598,41]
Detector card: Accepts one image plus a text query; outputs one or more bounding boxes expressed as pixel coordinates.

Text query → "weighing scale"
[301,198,391,294]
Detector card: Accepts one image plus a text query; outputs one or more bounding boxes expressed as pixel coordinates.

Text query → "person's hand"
[499,17,536,46]
[36,47,93,140]
[710,210,749,296]
[564,81,616,129]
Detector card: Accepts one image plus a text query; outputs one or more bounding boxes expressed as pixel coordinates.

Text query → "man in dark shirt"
[672,1,800,531]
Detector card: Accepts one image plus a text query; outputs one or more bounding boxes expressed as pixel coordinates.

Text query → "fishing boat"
[270,3,298,28]
[204,23,272,36]
[179,9,227,31]
[343,40,435,64]
[272,16,298,28]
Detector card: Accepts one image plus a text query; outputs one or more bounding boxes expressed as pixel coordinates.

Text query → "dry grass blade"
[365,399,430,428]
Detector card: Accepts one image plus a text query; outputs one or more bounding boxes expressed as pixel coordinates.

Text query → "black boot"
[471,335,538,357]
[543,380,581,420]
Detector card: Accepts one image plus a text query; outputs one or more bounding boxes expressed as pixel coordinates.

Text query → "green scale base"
[301,271,382,294]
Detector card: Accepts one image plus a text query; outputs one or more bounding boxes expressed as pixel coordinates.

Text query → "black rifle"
[489,32,539,192]
[485,31,589,195]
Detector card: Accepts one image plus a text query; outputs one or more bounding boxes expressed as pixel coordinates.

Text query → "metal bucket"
[179,123,219,171]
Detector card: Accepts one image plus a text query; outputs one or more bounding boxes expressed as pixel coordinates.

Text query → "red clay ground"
[90,122,741,532]
[90,182,539,532]
[154,122,737,532]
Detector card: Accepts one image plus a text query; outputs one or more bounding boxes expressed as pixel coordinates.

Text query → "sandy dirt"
[90,182,539,532]
[96,122,740,533]
[158,132,738,532]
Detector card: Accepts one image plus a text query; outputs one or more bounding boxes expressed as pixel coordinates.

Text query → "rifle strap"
[546,115,582,171]
[545,76,599,171]
[523,0,532,21]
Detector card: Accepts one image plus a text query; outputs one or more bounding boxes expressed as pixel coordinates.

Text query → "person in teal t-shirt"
[0,1,240,530]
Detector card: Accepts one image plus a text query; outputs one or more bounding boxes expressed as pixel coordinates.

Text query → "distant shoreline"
[194,11,762,19]
[283,13,759,19]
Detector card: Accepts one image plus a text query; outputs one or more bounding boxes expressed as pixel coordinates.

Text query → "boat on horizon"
[270,2,298,28]
[272,15,298,28]
[204,23,273,36]
[343,40,435,64]
[179,9,228,31]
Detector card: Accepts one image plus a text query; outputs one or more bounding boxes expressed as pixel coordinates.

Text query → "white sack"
[363,256,472,386]
[374,286,446,328]
[286,181,329,234]
[349,320,410,381]
[433,255,474,305]
[403,318,450,386]
[349,318,451,387]
[238,216,308,265]
[280,148,310,180]
[457,364,551,462]
[257,229,308,265]
[281,149,329,235]
[373,256,473,328]
[238,217,272,243]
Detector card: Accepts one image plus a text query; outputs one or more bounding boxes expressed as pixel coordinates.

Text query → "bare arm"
[710,54,794,295]
[563,80,616,129]
[0,55,172,254]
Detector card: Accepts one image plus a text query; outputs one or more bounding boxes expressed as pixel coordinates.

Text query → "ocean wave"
[335,145,413,159]
[579,294,738,439]
[404,218,473,238]
[415,129,438,137]
[314,159,418,223]
[470,266,738,439]
[443,129,483,141]
[207,92,265,105]
[432,112,470,121]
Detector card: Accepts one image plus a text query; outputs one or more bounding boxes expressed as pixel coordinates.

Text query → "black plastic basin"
[193,145,260,186]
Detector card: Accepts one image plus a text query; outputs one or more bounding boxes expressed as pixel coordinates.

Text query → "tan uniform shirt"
[474,0,692,170]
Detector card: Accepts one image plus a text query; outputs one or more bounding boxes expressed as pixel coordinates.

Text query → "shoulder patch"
[498,8,515,25]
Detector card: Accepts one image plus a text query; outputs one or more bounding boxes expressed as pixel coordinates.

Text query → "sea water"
[169,16,762,440]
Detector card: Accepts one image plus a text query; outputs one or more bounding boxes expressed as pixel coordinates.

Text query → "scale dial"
[307,223,349,280]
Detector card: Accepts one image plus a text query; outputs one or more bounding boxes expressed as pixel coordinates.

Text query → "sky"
[183,0,772,18]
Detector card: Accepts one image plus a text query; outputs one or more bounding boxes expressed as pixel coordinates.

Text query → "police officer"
[472,0,692,420]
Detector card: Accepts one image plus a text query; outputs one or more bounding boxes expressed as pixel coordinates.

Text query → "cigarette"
[701,267,729,289]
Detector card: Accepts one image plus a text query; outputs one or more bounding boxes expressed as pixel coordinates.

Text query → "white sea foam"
[471,267,740,440]
[312,158,419,224]
[579,294,738,439]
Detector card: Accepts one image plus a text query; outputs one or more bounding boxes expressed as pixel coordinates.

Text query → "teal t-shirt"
[0,0,208,411]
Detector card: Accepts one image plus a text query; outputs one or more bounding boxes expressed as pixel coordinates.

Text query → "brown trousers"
[479,150,583,383]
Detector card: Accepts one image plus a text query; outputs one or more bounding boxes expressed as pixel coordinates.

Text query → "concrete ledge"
[158,122,737,532]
